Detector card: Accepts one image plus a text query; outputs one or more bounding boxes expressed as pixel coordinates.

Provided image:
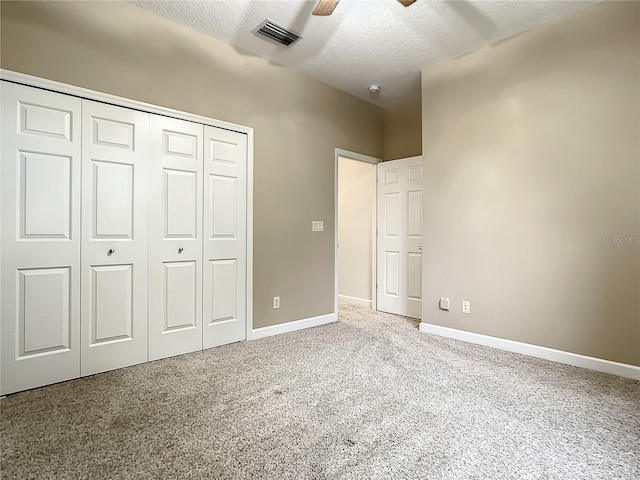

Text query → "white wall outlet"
[439,297,451,311]
[273,296,280,309]
[462,300,471,314]
[312,220,324,232]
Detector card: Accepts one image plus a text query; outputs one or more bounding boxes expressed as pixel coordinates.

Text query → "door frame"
[334,148,380,315]
[0,69,254,344]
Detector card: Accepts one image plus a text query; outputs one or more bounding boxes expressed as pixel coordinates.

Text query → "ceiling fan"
[313,0,417,17]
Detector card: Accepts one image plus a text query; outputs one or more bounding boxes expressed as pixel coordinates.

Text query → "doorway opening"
[335,149,379,314]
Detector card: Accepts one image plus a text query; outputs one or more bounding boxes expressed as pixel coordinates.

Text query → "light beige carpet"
[1,304,639,479]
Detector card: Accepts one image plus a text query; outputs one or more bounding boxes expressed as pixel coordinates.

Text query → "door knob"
[107,248,115,256]
[418,246,423,250]
[178,247,184,254]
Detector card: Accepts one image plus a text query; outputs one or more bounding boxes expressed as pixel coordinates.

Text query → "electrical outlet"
[462,300,471,314]
[273,296,280,309]
[312,221,324,232]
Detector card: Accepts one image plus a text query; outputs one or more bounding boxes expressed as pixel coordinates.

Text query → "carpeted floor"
[1,304,639,479]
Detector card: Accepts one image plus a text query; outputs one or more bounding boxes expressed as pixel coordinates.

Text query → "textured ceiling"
[132,0,599,107]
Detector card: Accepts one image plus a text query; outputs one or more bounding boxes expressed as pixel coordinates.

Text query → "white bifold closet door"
[80,100,149,376]
[203,127,247,348]
[148,116,203,361]
[1,81,250,394]
[0,83,82,395]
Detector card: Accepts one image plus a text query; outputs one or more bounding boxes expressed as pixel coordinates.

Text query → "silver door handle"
[178,247,184,254]
[107,249,115,256]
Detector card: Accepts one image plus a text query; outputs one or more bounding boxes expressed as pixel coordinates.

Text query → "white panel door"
[203,127,247,348]
[377,156,423,318]
[149,116,203,360]
[0,82,81,395]
[81,100,149,375]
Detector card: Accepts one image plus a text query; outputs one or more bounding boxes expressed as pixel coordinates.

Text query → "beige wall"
[421,1,640,365]
[383,97,422,161]
[337,157,375,304]
[0,0,383,328]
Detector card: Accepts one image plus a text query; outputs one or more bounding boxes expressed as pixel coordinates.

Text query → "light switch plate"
[312,221,324,232]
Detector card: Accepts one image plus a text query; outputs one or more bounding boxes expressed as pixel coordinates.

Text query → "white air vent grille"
[254,19,301,47]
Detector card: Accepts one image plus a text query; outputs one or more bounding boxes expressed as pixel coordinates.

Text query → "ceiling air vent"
[254,19,301,47]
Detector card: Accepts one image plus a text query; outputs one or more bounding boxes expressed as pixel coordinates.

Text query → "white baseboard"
[338,295,372,308]
[419,322,640,381]
[249,313,337,341]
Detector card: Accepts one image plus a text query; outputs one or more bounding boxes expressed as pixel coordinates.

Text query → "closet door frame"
[0,70,254,370]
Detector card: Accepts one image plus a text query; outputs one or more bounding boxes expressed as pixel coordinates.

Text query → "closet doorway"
[335,150,379,313]
[0,73,253,395]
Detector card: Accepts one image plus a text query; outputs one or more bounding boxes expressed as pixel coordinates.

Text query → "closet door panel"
[18,268,71,355]
[1,82,81,395]
[81,100,149,376]
[203,127,247,349]
[209,259,237,323]
[163,261,197,330]
[148,116,203,361]
[21,152,71,237]
[92,160,134,238]
[90,264,133,343]
[165,169,197,237]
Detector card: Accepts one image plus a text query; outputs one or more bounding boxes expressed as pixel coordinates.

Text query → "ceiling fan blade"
[397,0,417,6]
[312,0,340,16]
